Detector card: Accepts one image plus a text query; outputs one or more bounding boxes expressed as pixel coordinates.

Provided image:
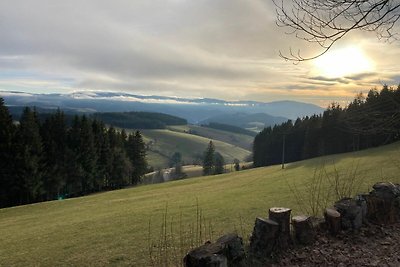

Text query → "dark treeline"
[0,98,147,208]
[9,107,188,130]
[202,122,257,137]
[253,85,400,167]
[93,111,187,129]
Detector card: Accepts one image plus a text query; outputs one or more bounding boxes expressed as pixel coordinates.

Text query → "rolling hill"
[141,128,252,168]
[168,124,255,150]
[201,112,288,131]
[1,142,399,266]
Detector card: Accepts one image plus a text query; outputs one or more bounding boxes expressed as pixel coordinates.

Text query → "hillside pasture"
[168,125,254,150]
[141,129,251,167]
[1,142,400,266]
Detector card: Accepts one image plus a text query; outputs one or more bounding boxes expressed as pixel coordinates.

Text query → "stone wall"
[183,182,400,267]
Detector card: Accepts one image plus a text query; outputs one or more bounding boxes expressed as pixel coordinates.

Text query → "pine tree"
[214,152,225,174]
[78,116,97,193]
[15,107,44,204]
[92,119,109,190]
[202,141,215,175]
[126,131,147,185]
[110,148,132,188]
[41,109,68,200]
[0,98,15,207]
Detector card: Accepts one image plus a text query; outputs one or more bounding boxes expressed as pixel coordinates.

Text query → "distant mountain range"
[1,91,324,127]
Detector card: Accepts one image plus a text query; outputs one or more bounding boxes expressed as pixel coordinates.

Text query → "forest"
[93,111,187,129]
[253,85,400,167]
[0,99,147,208]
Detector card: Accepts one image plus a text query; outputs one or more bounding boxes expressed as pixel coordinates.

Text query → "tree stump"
[334,198,363,230]
[268,207,292,250]
[249,217,279,257]
[292,215,315,245]
[183,233,244,267]
[366,182,400,224]
[354,194,368,224]
[324,207,341,235]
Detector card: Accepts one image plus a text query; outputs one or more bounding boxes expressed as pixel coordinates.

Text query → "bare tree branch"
[273,0,400,62]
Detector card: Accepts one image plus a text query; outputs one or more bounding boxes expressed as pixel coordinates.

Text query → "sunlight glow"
[313,46,374,78]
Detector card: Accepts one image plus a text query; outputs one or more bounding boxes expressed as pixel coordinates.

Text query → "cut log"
[183,233,244,267]
[268,207,292,250]
[354,194,368,224]
[292,215,315,245]
[334,198,363,230]
[366,182,400,224]
[324,207,341,236]
[249,217,279,257]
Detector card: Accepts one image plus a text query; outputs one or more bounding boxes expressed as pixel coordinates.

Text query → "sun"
[313,46,374,78]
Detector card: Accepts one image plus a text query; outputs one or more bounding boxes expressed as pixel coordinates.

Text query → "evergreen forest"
[92,111,187,129]
[0,98,147,208]
[253,85,400,167]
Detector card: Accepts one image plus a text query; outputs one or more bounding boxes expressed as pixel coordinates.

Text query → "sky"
[1,0,400,107]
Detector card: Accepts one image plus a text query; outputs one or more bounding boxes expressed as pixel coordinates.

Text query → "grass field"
[1,142,400,266]
[168,125,254,150]
[146,150,170,169]
[144,162,253,184]
[141,129,251,168]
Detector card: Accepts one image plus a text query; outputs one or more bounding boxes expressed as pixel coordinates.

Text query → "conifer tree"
[214,152,225,175]
[136,131,147,180]
[202,141,215,175]
[92,119,109,190]
[66,116,84,196]
[0,98,15,207]
[15,107,44,204]
[110,148,132,188]
[78,116,97,193]
[127,131,147,185]
[41,109,68,200]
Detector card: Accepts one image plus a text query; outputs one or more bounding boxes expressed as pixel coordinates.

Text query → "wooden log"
[292,215,315,245]
[324,208,341,236]
[366,182,400,224]
[249,217,279,257]
[183,233,244,267]
[334,198,363,230]
[268,207,292,250]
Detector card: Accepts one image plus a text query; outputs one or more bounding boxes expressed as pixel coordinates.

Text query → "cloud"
[307,76,350,85]
[344,72,378,81]
[0,0,399,104]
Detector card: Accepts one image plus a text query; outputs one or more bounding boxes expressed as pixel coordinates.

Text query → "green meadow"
[141,129,251,167]
[168,125,254,150]
[1,142,399,266]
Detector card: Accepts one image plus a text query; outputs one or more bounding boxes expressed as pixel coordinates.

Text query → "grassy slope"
[142,129,251,167]
[1,142,400,266]
[169,125,254,150]
[146,150,170,169]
